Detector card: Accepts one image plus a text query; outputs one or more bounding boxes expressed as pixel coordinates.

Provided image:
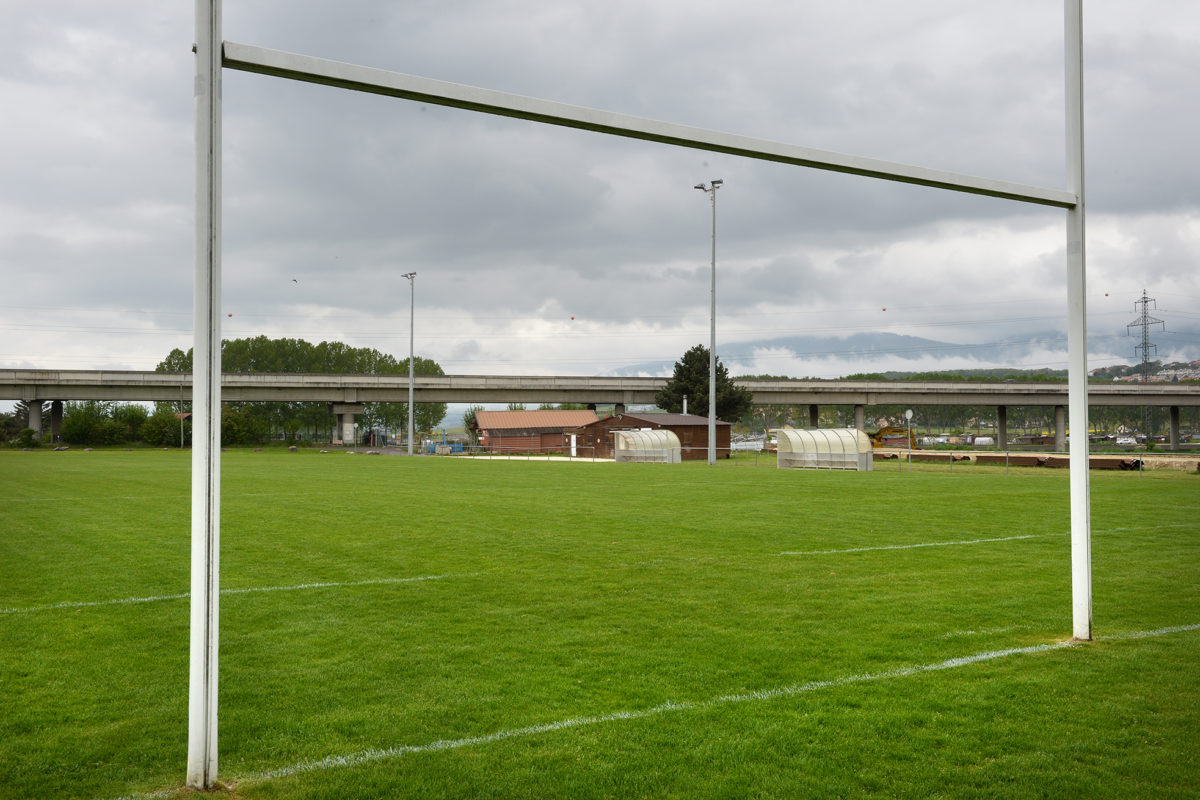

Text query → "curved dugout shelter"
[613,429,682,463]
[775,428,873,471]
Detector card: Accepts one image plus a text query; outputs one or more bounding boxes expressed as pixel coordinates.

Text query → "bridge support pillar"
[27,401,42,440]
[1170,406,1180,450]
[997,405,1008,450]
[614,403,625,416]
[329,403,365,446]
[809,404,819,428]
[1055,406,1066,451]
[50,400,63,442]
[854,405,865,431]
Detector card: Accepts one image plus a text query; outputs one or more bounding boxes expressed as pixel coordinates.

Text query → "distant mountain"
[613,328,1200,379]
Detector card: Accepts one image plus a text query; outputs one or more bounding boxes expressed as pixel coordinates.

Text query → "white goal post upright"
[187,0,1091,789]
[188,0,222,788]
[1065,0,1092,642]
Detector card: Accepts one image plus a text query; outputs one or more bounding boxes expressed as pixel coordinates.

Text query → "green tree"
[61,401,127,446]
[154,338,448,441]
[142,405,190,447]
[655,345,753,422]
[156,348,192,372]
[0,410,22,442]
[221,406,254,446]
[111,404,149,441]
[463,404,484,444]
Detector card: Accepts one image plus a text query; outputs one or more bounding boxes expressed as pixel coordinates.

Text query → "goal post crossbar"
[222,40,1077,210]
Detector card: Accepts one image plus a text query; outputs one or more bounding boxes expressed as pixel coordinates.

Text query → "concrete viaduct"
[4,369,1198,449]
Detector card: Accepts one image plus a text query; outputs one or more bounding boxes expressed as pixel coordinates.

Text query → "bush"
[112,404,149,441]
[222,407,253,446]
[12,429,38,448]
[61,402,128,446]
[141,410,189,447]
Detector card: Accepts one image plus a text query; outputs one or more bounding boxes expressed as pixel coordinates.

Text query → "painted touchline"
[0,574,465,615]
[0,525,1143,614]
[104,621,1200,800]
[779,532,1056,555]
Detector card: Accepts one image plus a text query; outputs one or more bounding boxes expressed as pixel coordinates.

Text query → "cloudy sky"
[3,0,1199,398]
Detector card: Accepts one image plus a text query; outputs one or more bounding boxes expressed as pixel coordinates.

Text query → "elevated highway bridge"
[4,369,1197,448]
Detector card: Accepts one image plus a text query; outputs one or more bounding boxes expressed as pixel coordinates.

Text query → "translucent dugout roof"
[614,429,681,451]
[775,428,871,455]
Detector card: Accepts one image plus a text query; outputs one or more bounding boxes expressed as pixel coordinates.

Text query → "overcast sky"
[3,0,1199,400]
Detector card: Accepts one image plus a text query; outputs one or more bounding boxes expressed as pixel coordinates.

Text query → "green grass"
[1,450,1197,799]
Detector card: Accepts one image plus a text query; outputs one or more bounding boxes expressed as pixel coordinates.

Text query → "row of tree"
[4,343,1195,446]
[157,336,449,443]
[1,400,190,447]
[3,337,451,447]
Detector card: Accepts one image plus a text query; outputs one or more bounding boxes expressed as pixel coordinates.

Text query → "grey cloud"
[2,1,1198,378]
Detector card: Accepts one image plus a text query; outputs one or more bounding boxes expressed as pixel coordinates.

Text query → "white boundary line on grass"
[779,533,1058,556]
[0,574,464,615]
[103,622,1200,800]
[777,519,1196,558]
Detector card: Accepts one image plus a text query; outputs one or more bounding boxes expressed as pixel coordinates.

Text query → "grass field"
[1,449,1197,799]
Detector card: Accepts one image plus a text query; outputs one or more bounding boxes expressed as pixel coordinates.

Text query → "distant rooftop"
[472,409,598,433]
[614,412,732,427]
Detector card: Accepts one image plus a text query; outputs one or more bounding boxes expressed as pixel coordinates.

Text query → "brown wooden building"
[471,409,598,453]
[564,412,732,460]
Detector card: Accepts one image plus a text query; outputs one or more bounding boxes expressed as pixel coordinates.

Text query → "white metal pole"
[1065,0,1092,641]
[188,0,222,788]
[708,186,717,466]
[694,180,721,465]
[404,272,416,455]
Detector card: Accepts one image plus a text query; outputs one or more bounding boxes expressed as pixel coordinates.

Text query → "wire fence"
[436,442,1197,474]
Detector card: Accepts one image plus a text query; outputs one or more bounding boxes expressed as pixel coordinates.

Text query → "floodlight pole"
[695,179,723,465]
[188,0,222,789]
[403,271,416,455]
[1065,0,1092,641]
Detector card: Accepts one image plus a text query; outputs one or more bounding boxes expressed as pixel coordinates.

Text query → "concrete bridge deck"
[3,369,1198,407]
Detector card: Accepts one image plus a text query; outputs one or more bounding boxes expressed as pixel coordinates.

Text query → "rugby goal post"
[189,0,1091,788]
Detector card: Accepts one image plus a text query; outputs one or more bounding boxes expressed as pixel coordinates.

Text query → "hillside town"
[1090,360,1200,382]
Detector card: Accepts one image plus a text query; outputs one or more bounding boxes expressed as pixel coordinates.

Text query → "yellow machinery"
[868,425,917,449]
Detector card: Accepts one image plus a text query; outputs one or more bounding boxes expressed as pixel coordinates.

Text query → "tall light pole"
[402,271,416,455]
[694,179,723,465]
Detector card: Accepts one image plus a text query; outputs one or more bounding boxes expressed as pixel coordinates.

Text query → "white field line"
[3,492,315,503]
[940,625,1029,639]
[779,533,1057,556]
[777,520,1190,556]
[11,519,1191,616]
[0,574,464,616]
[1105,623,1200,640]
[101,622,1200,799]
[1100,521,1196,533]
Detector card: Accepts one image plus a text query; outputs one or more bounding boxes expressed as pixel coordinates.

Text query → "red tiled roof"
[473,409,598,433]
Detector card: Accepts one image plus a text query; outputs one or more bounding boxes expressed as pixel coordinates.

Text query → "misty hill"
[614,329,1199,379]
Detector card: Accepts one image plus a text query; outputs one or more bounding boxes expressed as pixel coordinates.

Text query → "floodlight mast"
[403,271,416,455]
[695,179,722,465]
